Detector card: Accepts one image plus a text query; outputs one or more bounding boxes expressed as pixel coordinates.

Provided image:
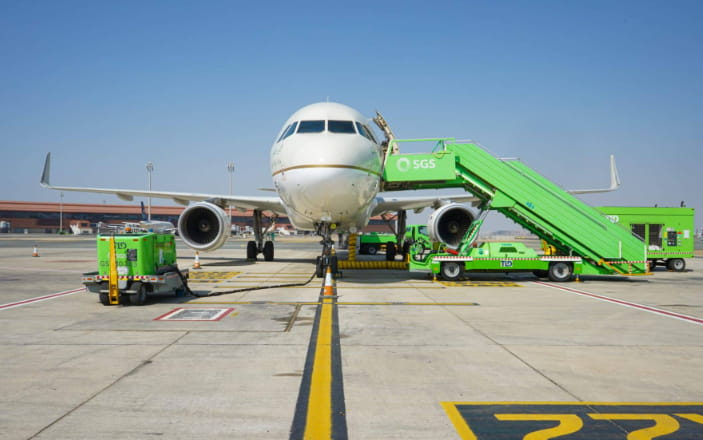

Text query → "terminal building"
[0,200,394,234]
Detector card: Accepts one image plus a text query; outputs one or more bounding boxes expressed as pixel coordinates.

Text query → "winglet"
[568,155,622,195]
[609,154,621,190]
[40,153,52,188]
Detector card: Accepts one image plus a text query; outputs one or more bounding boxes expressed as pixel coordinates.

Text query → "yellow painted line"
[305,299,333,439]
[441,402,478,440]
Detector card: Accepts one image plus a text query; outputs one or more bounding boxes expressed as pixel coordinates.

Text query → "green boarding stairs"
[382,139,648,276]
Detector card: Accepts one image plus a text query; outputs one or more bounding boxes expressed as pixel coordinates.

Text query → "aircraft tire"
[386,243,397,261]
[666,258,685,272]
[263,241,274,261]
[246,241,257,260]
[548,262,573,282]
[440,262,464,281]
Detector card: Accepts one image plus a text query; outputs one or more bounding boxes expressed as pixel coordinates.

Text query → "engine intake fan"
[177,201,231,251]
[427,203,475,249]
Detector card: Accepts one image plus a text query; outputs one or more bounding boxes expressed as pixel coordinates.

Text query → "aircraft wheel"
[666,258,685,272]
[246,241,257,260]
[130,283,147,306]
[440,262,464,281]
[385,243,397,261]
[316,256,324,278]
[263,241,274,261]
[548,262,573,282]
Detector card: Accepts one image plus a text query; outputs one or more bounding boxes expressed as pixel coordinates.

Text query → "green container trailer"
[597,207,695,271]
[82,232,187,305]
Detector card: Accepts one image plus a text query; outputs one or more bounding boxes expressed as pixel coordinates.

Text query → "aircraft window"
[278,122,298,142]
[328,120,356,134]
[363,124,378,143]
[356,122,378,143]
[297,120,325,133]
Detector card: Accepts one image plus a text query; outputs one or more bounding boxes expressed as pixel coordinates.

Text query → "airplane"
[40,102,620,274]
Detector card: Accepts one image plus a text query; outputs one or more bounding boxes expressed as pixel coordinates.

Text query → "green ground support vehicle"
[82,229,188,305]
[358,232,396,256]
[597,206,695,271]
[407,220,583,282]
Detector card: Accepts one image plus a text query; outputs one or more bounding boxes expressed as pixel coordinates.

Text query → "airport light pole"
[227,161,234,219]
[146,161,153,221]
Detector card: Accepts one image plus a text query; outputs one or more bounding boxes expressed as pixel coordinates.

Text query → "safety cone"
[32,245,39,257]
[192,251,201,269]
[322,265,334,297]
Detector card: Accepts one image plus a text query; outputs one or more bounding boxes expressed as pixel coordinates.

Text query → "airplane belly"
[275,167,380,230]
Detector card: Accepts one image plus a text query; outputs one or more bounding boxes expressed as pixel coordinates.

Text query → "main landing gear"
[246,209,275,261]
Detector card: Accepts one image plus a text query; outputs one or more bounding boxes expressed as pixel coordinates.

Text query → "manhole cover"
[154,308,234,321]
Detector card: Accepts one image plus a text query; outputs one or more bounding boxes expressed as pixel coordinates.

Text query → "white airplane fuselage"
[270,102,383,232]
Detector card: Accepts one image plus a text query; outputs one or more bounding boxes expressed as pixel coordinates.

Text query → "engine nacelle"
[427,203,475,249]
[177,201,231,251]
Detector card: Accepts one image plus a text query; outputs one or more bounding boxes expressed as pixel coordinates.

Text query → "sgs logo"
[396,158,437,173]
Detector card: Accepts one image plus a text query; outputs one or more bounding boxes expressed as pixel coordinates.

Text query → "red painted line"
[0,288,85,311]
[533,281,703,326]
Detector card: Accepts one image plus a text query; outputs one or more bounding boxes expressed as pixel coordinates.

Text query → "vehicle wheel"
[666,258,686,272]
[246,241,257,260]
[99,292,110,306]
[648,259,658,271]
[440,262,464,281]
[401,241,410,258]
[532,270,548,278]
[367,245,378,255]
[548,262,573,282]
[263,241,274,261]
[385,243,397,261]
[130,283,147,306]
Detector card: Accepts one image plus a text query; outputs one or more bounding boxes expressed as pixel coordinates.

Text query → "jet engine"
[427,203,475,249]
[177,201,231,251]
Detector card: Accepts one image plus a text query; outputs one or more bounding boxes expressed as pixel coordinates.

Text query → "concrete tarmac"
[0,235,702,439]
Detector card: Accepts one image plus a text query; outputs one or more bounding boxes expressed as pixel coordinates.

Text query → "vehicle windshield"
[297,120,325,133]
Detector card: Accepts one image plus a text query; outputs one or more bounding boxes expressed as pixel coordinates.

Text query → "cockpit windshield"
[328,120,356,134]
[355,122,377,143]
[297,120,325,133]
[277,122,298,142]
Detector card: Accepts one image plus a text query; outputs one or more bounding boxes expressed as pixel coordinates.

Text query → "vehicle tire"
[367,245,378,255]
[263,241,274,261]
[532,270,548,278]
[130,283,147,306]
[648,259,658,271]
[99,292,110,306]
[385,243,397,261]
[666,258,686,272]
[548,262,573,282]
[246,241,257,260]
[440,262,464,281]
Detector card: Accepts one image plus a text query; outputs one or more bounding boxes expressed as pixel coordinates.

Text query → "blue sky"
[1,0,701,231]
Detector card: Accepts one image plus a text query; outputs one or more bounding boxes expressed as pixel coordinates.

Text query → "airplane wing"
[371,194,480,216]
[40,153,286,214]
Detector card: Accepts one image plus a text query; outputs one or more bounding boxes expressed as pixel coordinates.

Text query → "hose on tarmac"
[174,266,318,298]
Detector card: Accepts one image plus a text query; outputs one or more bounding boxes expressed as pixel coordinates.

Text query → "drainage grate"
[154,308,234,321]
